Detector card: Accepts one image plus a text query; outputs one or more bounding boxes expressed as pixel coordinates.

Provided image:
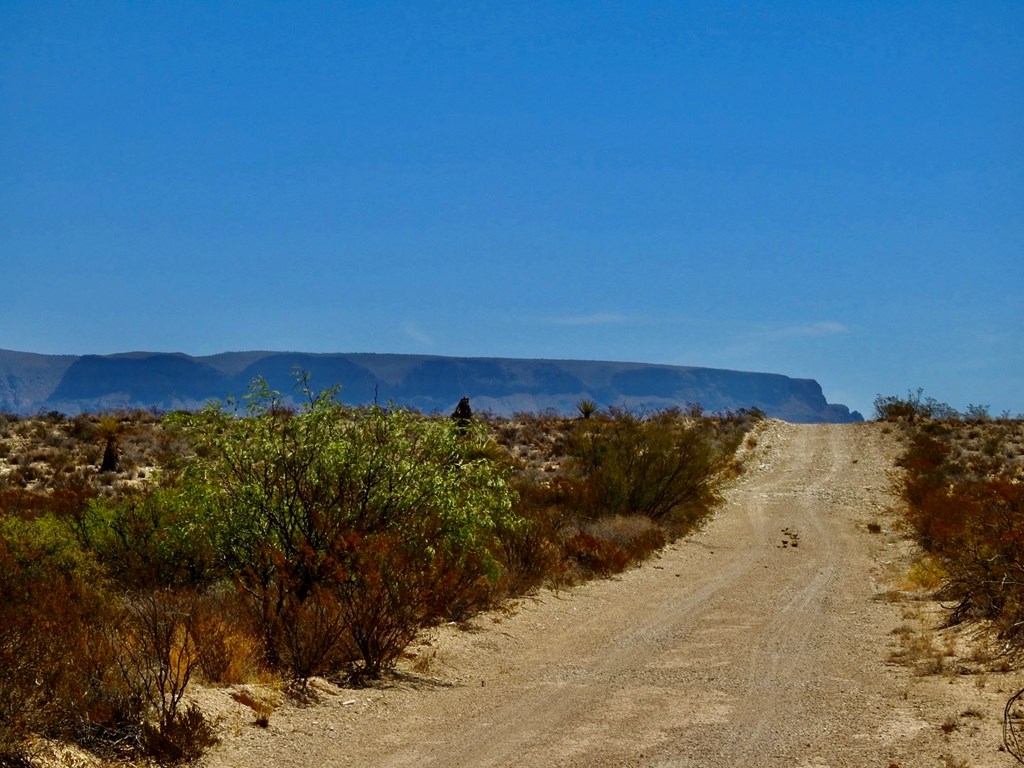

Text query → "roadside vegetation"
[876,390,1024,761]
[876,390,1024,648]
[0,381,760,766]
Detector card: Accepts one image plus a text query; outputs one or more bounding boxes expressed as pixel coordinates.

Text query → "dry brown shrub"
[230,688,277,727]
[563,530,632,577]
[583,514,668,564]
[0,522,131,762]
[897,417,1024,650]
[192,593,266,686]
[495,477,570,593]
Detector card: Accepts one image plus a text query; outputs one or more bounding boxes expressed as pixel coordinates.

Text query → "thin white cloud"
[402,323,434,346]
[768,321,850,339]
[547,313,630,327]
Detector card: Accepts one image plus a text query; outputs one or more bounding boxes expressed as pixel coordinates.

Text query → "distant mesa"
[0,349,863,423]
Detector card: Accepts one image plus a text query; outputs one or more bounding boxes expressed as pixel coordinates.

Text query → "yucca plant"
[96,414,125,473]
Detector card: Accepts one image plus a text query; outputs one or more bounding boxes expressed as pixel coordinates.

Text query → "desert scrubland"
[1,388,1022,767]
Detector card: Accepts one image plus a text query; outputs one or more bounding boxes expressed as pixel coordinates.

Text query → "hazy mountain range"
[0,349,863,423]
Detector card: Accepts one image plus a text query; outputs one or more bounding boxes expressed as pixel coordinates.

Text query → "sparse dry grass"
[888,618,954,677]
[0,410,188,497]
[902,556,947,592]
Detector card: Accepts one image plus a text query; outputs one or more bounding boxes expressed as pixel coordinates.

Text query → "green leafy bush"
[174,378,519,680]
[75,486,221,590]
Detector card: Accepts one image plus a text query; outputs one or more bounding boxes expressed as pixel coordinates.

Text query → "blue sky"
[2,1,1021,418]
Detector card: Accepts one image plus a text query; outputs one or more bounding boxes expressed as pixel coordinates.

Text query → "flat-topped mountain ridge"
[0,349,862,422]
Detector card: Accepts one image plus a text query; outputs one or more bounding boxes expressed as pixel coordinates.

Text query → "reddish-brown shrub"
[0,484,98,523]
[115,589,220,763]
[563,530,632,577]
[494,477,571,593]
[584,514,668,564]
[898,419,1024,647]
[0,519,130,761]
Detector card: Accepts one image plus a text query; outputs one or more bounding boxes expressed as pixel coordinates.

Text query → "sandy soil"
[198,422,1021,767]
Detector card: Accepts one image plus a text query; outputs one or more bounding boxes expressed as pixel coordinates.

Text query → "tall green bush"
[75,486,221,590]
[175,378,518,680]
[566,408,729,531]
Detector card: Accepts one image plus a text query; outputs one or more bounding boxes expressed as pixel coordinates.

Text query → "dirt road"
[202,423,1014,767]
